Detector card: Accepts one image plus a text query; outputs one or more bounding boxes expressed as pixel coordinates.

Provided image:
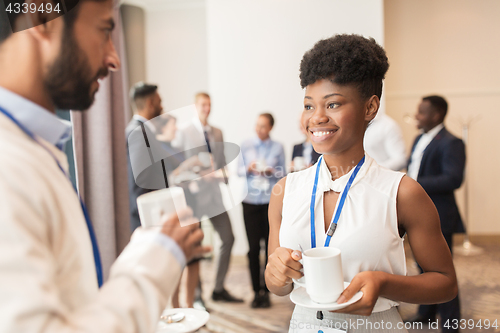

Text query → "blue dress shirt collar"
[0,86,72,150]
[253,136,271,146]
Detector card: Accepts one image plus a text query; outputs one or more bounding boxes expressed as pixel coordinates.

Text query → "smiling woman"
[265,34,459,333]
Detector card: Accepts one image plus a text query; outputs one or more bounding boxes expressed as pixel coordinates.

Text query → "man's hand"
[248,161,259,175]
[160,208,211,262]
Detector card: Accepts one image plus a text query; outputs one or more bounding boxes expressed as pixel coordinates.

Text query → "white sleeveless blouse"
[280,154,406,312]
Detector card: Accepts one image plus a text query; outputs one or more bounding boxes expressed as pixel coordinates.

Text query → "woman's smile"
[309,128,338,142]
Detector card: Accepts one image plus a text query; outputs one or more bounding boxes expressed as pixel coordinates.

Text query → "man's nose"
[106,39,121,72]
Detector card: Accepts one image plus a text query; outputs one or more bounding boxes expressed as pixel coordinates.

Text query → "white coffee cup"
[254,159,267,172]
[302,247,344,304]
[137,187,187,228]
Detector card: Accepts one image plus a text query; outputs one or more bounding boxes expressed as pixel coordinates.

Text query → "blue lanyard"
[0,106,103,287]
[310,155,365,248]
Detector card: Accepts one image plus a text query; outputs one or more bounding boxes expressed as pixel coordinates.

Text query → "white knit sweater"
[0,113,183,333]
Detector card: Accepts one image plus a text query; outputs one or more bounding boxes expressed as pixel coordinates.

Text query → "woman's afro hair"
[299,34,389,99]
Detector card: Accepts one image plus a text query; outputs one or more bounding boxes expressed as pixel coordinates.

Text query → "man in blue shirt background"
[238,113,286,308]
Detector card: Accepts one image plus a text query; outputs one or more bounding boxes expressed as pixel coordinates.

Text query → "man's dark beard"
[44,28,108,111]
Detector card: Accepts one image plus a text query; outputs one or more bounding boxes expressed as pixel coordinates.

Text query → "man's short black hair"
[130,82,158,110]
[130,82,158,101]
[0,0,102,45]
[423,95,448,119]
[299,34,389,100]
[0,1,14,43]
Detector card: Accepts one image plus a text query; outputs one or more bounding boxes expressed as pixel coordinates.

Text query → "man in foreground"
[0,1,207,332]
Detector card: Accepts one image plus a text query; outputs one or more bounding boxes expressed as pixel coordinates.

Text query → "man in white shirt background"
[0,1,207,332]
[364,112,407,171]
[406,95,465,332]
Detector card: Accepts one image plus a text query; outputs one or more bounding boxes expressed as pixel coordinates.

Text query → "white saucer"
[290,282,363,311]
[156,308,210,333]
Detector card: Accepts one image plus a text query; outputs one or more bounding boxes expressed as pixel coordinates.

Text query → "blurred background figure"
[173,92,243,304]
[153,114,204,309]
[364,112,407,171]
[154,114,203,180]
[126,82,164,232]
[238,113,286,308]
[406,95,465,332]
[290,121,320,172]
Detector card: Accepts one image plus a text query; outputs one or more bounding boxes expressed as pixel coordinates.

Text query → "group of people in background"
[126,87,243,312]
[0,4,466,330]
[125,76,465,331]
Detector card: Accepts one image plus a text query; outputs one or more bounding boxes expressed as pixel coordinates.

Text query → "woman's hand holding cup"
[333,270,385,316]
[265,247,303,296]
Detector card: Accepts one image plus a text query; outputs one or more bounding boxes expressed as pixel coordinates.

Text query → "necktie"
[204,130,212,153]
[140,123,169,188]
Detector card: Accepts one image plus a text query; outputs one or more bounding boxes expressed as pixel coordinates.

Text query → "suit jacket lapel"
[419,127,447,176]
[408,133,423,167]
[297,144,304,156]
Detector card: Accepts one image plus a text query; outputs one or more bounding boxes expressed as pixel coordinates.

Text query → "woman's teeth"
[312,131,333,137]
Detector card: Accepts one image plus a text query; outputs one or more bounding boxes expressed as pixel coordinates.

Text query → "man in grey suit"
[173,92,243,303]
[125,82,164,232]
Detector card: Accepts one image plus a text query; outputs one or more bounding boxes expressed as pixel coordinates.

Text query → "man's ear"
[365,95,380,122]
[432,111,443,124]
[145,97,153,112]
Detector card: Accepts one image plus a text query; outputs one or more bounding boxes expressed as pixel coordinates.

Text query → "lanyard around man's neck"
[0,106,103,287]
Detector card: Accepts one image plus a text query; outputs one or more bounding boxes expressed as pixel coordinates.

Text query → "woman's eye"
[328,103,339,109]
[304,105,313,111]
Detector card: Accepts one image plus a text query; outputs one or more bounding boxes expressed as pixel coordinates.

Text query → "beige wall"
[146,4,209,112]
[384,0,500,234]
[121,5,146,94]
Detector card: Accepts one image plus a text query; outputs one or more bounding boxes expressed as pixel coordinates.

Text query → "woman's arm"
[335,175,458,315]
[265,177,303,296]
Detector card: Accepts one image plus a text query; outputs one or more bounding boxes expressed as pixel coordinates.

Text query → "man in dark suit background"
[407,95,465,332]
[291,123,321,171]
[126,82,164,232]
[291,140,321,168]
